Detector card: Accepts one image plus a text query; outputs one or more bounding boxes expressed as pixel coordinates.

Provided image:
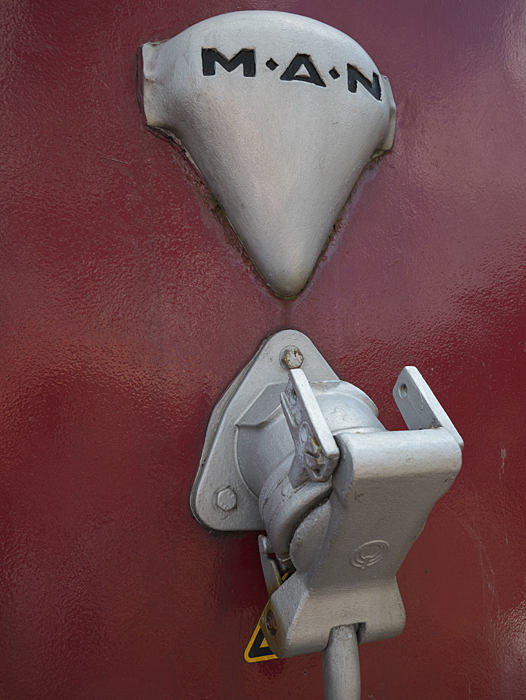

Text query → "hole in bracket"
[398,384,408,398]
[356,622,366,643]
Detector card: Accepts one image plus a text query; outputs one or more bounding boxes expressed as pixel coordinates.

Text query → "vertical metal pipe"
[321,625,360,700]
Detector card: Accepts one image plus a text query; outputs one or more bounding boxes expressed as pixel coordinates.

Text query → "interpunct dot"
[329,67,340,79]
[266,58,278,70]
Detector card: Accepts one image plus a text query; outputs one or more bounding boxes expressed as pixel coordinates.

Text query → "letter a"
[280,54,326,87]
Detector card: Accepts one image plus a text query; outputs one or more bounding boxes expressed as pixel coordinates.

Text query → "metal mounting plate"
[190,330,338,531]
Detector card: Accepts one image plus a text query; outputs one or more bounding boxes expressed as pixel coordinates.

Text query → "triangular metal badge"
[143,11,396,298]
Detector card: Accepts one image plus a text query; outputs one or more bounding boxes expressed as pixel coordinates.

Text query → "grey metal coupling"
[190,329,462,700]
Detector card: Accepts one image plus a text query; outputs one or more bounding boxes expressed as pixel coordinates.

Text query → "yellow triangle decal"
[244,572,290,663]
[243,620,278,663]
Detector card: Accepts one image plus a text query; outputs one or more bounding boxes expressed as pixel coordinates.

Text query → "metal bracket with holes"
[281,369,340,488]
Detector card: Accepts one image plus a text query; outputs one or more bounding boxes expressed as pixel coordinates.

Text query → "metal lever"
[322,626,360,700]
[280,369,340,488]
[260,531,361,699]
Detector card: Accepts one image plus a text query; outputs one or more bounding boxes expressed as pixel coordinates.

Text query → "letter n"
[347,65,381,100]
[202,48,256,77]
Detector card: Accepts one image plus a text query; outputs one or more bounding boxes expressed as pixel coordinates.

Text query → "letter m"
[202,49,256,77]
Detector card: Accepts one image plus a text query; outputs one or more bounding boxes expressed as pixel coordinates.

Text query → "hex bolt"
[216,487,238,512]
[280,346,304,370]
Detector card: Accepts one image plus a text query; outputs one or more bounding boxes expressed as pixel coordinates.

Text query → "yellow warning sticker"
[244,572,290,663]
[243,618,278,663]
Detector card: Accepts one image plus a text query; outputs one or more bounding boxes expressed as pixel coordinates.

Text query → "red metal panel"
[1,0,525,697]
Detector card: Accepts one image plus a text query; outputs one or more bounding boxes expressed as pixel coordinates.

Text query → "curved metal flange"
[190,330,338,531]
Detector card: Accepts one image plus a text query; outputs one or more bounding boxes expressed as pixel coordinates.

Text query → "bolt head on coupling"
[216,487,238,512]
[280,346,304,370]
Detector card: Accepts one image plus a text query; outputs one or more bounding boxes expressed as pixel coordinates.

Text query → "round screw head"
[216,487,237,512]
[266,610,277,635]
[280,346,304,370]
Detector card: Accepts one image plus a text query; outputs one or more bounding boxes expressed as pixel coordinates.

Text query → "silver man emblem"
[143,11,396,298]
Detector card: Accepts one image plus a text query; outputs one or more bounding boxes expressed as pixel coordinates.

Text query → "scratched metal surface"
[0,0,525,698]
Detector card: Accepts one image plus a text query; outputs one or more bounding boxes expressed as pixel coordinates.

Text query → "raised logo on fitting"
[351,540,390,569]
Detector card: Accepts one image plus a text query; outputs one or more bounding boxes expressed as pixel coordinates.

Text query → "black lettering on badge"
[280,54,326,87]
[202,48,256,77]
[347,65,381,100]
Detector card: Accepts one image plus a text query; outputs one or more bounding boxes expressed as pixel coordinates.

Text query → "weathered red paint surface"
[1,0,526,698]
